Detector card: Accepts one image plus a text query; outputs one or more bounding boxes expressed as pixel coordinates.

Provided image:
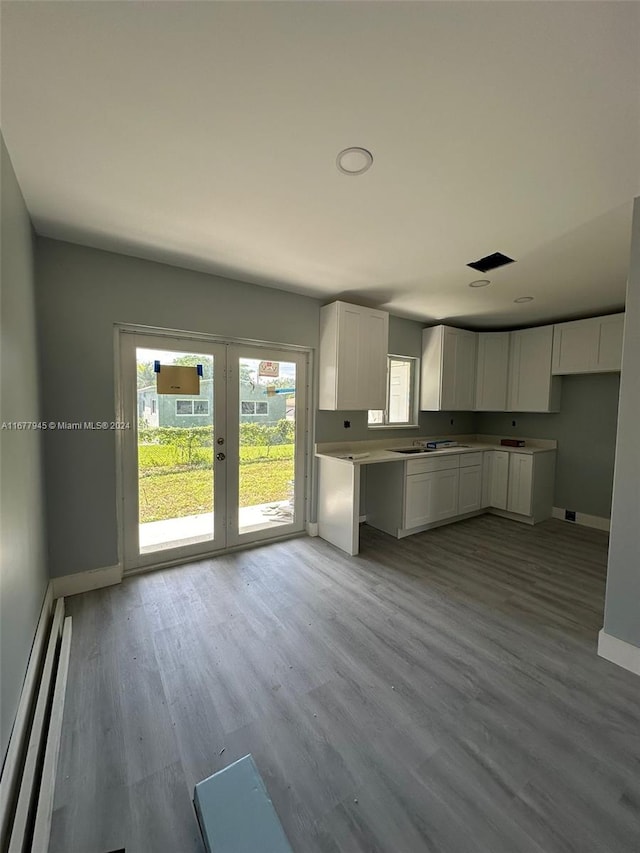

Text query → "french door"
[119,331,308,571]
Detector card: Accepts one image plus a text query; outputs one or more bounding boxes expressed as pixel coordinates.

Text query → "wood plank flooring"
[49,516,640,853]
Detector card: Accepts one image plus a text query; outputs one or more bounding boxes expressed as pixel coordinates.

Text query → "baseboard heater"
[0,594,73,853]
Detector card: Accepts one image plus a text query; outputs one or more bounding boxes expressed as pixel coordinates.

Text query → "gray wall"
[0,136,49,761]
[35,238,320,577]
[603,197,640,649]
[476,372,620,519]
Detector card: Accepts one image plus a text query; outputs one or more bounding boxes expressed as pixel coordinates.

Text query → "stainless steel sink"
[388,445,471,454]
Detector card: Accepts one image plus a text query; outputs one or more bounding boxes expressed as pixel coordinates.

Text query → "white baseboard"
[598,629,640,676]
[306,522,319,537]
[552,507,610,532]
[359,515,367,523]
[0,583,54,848]
[51,563,122,599]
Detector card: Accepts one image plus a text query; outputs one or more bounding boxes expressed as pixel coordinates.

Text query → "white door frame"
[116,326,311,573]
[226,343,308,548]
[119,331,227,571]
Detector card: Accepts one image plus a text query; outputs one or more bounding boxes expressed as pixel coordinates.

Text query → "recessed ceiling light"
[514,296,534,303]
[469,279,491,288]
[336,147,373,175]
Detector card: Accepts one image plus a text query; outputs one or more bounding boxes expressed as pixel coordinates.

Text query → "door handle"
[216,452,226,461]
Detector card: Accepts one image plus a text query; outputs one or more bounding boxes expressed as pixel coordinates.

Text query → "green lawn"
[138,444,295,523]
[138,443,293,471]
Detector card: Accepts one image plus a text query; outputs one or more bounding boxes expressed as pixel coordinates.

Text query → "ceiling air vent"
[467,252,515,274]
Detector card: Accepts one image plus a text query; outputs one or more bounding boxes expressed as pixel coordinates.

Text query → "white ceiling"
[1,1,639,328]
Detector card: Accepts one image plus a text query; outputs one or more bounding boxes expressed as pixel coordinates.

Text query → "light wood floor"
[50,516,640,853]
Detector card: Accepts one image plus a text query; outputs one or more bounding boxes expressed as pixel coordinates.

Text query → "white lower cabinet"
[483,449,554,523]
[365,448,556,540]
[482,450,509,510]
[404,473,435,529]
[458,465,482,514]
[404,468,459,528]
[507,453,534,516]
[432,469,460,522]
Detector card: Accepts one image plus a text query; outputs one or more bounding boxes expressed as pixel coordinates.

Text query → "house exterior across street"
[138,379,289,428]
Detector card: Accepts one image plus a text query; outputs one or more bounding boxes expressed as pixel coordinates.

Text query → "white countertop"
[315,434,557,466]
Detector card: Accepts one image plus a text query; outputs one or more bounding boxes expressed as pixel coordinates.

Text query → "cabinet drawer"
[459,452,483,468]
[406,454,460,475]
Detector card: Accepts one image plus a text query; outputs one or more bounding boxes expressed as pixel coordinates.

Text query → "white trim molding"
[51,563,122,599]
[598,629,640,676]
[306,522,319,537]
[0,583,54,849]
[552,507,610,532]
[9,600,65,852]
[32,616,73,851]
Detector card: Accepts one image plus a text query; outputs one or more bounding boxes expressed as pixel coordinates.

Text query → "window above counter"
[368,355,419,428]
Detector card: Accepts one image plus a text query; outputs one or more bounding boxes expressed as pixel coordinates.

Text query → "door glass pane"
[136,348,214,553]
[238,357,296,535]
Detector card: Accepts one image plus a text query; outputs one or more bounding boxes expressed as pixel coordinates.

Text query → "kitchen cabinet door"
[458,465,482,514]
[404,468,459,528]
[421,325,477,411]
[441,327,477,410]
[453,328,478,410]
[552,313,624,374]
[595,314,624,372]
[335,303,362,409]
[507,453,534,516]
[404,473,436,529]
[319,301,389,410]
[483,450,509,510]
[431,468,460,521]
[552,319,596,374]
[475,332,510,411]
[508,325,560,412]
[357,308,389,409]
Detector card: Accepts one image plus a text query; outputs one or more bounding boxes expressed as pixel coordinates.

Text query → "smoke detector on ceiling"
[336,147,373,175]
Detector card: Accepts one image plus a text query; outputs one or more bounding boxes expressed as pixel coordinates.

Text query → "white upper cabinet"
[475,332,510,411]
[508,325,561,413]
[552,313,624,374]
[420,325,477,411]
[318,301,389,410]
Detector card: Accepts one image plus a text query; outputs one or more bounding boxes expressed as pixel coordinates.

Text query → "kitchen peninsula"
[316,435,557,555]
